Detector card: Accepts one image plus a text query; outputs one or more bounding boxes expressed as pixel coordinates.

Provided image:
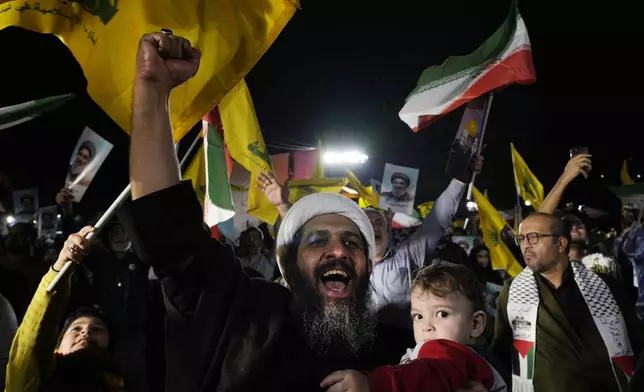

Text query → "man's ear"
[470,310,487,339]
[558,236,569,254]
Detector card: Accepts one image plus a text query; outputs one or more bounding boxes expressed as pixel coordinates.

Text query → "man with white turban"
[259,157,484,329]
[120,32,414,392]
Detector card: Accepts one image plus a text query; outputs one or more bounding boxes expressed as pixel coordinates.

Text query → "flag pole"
[47,132,204,293]
[515,189,523,228]
[465,92,494,201]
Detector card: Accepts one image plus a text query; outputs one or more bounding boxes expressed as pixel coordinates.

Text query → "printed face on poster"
[444,96,488,179]
[38,205,59,239]
[65,127,113,202]
[12,188,39,216]
[379,163,419,215]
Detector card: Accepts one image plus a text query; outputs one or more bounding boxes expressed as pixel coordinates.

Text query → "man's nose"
[325,237,349,259]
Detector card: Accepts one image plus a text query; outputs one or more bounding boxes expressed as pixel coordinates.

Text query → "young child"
[321,262,509,392]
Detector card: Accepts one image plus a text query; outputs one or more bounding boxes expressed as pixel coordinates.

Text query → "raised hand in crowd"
[472,153,484,174]
[55,188,74,214]
[136,31,201,93]
[539,154,592,214]
[455,150,485,183]
[257,171,290,217]
[53,226,94,271]
[131,31,201,200]
[562,153,592,181]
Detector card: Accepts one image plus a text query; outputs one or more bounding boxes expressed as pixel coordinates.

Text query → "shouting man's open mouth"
[318,263,355,299]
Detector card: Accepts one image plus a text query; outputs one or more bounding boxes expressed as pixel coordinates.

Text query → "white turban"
[275,193,376,279]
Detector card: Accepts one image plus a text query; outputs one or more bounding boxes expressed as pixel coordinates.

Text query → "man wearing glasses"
[491,212,643,392]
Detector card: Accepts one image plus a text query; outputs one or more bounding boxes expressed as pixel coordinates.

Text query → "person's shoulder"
[593,270,621,291]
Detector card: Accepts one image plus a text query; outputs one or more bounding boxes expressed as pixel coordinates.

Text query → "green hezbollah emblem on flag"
[72,0,119,25]
[522,169,533,192]
[247,139,271,166]
[487,229,500,247]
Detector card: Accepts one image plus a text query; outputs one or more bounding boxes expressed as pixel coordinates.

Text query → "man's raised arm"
[539,154,591,214]
[131,32,201,200]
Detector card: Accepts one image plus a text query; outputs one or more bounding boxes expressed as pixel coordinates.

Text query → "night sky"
[0,0,640,227]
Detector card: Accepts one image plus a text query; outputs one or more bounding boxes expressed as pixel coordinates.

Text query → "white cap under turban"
[275,193,376,279]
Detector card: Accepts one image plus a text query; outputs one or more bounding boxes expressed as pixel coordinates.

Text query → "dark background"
[0,0,640,226]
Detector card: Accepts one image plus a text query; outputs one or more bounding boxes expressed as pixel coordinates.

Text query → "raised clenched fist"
[135,32,201,93]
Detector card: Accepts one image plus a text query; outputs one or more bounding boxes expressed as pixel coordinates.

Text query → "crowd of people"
[0,32,643,392]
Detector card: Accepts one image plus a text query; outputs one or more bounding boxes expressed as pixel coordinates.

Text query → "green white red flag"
[203,108,235,232]
[399,2,536,132]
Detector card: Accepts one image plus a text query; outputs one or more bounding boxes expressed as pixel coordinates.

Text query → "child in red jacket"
[321,262,508,392]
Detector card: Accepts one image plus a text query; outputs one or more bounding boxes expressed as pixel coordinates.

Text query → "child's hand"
[321,370,370,392]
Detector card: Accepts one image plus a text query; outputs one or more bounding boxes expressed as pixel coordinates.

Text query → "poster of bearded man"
[379,163,419,215]
[64,127,113,202]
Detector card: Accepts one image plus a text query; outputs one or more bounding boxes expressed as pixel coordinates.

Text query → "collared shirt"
[537,263,608,368]
[535,262,642,392]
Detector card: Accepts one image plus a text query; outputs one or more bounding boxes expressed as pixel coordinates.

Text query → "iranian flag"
[399,2,536,132]
[203,108,236,233]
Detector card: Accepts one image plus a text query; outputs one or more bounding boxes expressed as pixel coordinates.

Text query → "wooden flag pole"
[47,133,204,293]
[465,92,494,201]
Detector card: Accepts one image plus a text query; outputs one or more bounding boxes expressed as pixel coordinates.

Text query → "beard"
[286,261,376,358]
[69,161,88,177]
[392,188,406,197]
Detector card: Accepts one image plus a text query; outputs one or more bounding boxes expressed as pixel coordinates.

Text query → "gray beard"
[288,267,376,358]
[70,162,87,177]
[301,296,376,357]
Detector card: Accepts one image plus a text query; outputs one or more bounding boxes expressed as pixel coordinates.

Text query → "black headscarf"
[466,245,504,286]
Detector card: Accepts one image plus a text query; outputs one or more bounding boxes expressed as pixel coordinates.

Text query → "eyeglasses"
[514,232,559,246]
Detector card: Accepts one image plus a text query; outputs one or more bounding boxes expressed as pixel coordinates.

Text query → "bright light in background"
[600,174,605,179]
[57,214,62,219]
[466,201,478,211]
[32,220,37,225]
[5,215,15,225]
[342,186,358,195]
[638,174,642,179]
[324,150,368,165]
[524,200,532,206]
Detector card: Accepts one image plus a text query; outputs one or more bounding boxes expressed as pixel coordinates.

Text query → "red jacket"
[367,339,496,392]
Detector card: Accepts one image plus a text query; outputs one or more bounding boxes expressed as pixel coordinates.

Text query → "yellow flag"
[358,186,381,209]
[288,178,348,204]
[417,201,434,218]
[219,79,277,224]
[346,170,379,208]
[621,160,635,185]
[0,0,298,142]
[510,143,544,209]
[472,187,523,277]
[312,140,325,179]
[182,144,206,206]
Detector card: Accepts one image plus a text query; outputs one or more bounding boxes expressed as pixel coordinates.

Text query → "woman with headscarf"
[5,226,125,392]
[465,245,505,320]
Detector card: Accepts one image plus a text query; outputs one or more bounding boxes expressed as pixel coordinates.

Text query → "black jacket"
[119,181,413,392]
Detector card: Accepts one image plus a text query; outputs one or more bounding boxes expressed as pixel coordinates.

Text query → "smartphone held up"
[570,146,589,158]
